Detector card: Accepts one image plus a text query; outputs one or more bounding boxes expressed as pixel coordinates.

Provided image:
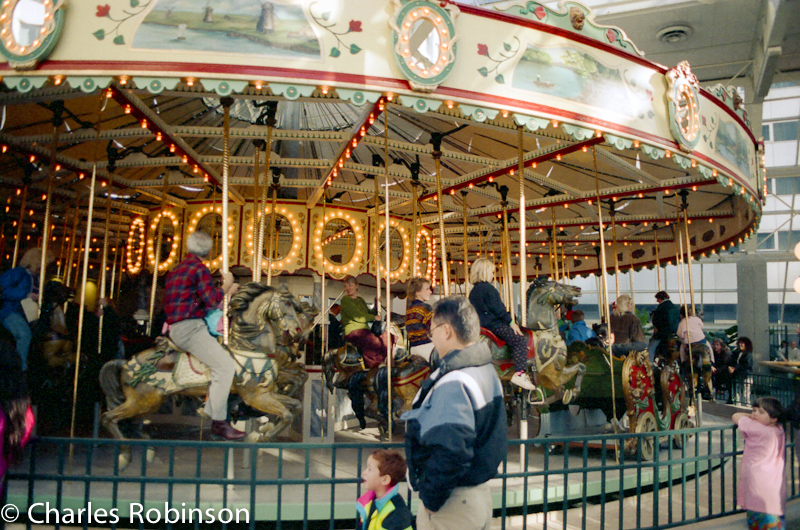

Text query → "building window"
[773,120,799,142]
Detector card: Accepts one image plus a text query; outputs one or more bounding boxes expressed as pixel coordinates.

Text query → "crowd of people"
[3,234,800,529]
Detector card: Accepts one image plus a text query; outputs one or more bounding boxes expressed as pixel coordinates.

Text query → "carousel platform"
[3,401,748,528]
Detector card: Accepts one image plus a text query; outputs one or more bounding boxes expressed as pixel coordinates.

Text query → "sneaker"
[210,420,246,441]
[510,372,537,391]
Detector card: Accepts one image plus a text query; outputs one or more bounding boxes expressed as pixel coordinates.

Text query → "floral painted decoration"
[94,1,152,45]
[309,2,362,57]
[476,38,521,84]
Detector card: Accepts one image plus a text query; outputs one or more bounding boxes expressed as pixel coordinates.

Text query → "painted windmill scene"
[133,0,320,58]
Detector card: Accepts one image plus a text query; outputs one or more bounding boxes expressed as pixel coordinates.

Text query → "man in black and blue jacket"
[402,296,507,530]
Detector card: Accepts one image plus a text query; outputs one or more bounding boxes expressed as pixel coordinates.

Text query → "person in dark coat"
[648,291,680,361]
[728,337,754,404]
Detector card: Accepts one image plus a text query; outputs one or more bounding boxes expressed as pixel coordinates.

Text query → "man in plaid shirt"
[163,230,245,440]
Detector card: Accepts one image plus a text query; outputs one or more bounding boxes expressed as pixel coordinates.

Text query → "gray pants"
[417,483,493,530]
[169,319,236,421]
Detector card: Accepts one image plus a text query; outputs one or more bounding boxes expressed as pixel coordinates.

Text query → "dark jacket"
[402,341,507,512]
[355,486,413,530]
[0,267,33,321]
[651,299,680,340]
[468,281,511,330]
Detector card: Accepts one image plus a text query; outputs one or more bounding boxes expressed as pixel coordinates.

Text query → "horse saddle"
[340,343,366,369]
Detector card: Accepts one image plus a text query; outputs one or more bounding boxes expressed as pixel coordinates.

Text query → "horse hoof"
[562,389,573,404]
[245,432,261,444]
[118,453,131,471]
[146,447,156,463]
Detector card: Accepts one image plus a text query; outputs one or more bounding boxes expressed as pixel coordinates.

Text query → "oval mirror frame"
[390,0,458,92]
[0,0,66,69]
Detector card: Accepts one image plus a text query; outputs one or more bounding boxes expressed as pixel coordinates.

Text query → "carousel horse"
[32,280,76,368]
[482,277,586,406]
[100,283,310,467]
[322,318,430,434]
[228,287,311,400]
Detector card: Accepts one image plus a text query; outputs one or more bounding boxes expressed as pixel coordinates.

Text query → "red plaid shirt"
[163,254,223,325]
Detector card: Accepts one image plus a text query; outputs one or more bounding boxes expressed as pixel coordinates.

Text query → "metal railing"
[2,424,798,530]
[716,372,800,407]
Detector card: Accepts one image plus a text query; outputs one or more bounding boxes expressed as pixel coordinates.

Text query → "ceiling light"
[657,24,693,44]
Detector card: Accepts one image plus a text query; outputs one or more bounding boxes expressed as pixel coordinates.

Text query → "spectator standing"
[732,397,786,530]
[711,338,733,394]
[729,337,754,405]
[0,356,35,496]
[406,277,434,361]
[403,296,506,530]
[355,449,413,530]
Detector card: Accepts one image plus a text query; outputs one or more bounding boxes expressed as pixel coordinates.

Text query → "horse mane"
[228,282,279,316]
[525,275,550,301]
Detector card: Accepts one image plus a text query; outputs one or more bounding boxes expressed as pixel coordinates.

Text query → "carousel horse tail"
[374,366,390,422]
[100,359,127,410]
[347,371,369,429]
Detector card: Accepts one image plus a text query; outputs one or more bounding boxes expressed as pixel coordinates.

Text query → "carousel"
[0,0,760,458]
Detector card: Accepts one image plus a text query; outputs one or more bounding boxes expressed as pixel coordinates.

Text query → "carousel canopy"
[0,0,761,283]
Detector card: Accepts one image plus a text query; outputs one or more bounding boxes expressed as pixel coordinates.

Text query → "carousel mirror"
[259,214,293,265]
[154,217,176,268]
[322,218,356,265]
[196,212,224,263]
[409,18,440,70]
[379,226,405,274]
[11,0,46,47]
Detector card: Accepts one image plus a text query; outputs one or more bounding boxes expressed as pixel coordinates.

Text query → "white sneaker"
[511,372,537,391]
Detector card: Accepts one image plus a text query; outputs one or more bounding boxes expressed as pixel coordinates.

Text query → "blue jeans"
[648,338,661,362]
[3,312,31,370]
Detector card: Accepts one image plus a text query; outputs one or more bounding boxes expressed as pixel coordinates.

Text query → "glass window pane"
[775,177,800,195]
[758,232,776,250]
[773,121,799,141]
[763,124,771,141]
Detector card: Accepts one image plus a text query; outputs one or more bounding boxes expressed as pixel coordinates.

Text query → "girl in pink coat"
[0,358,35,496]
[732,396,787,530]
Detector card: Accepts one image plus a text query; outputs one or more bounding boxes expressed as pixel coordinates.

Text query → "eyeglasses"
[427,323,445,339]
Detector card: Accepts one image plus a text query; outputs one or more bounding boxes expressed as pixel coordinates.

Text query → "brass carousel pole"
[146,173,169,337]
[97,198,112,352]
[221,97,233,345]
[462,190,469,293]
[56,206,71,279]
[550,211,558,282]
[593,147,618,458]
[251,140,262,282]
[11,185,28,268]
[518,126,527,325]
[679,191,697,315]
[256,104,277,284]
[71,93,104,445]
[374,155,381,315]
[39,101,64,318]
[432,142,449,295]
[266,177,279,286]
[411,180,419,277]
[653,224,662,292]
[610,207,620,300]
[110,214,123,304]
[629,249,636,304]
[383,110,392,439]
[500,191,515,322]
[64,204,80,289]
[673,208,696,411]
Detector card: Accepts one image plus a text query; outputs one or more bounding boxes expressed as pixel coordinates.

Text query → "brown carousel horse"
[322,319,430,435]
[483,277,586,406]
[100,283,310,467]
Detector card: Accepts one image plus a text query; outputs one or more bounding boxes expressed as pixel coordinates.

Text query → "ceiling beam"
[306,97,386,209]
[108,85,245,205]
